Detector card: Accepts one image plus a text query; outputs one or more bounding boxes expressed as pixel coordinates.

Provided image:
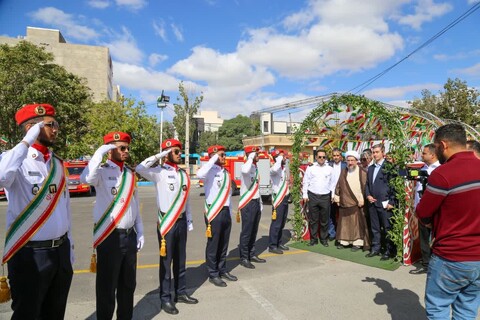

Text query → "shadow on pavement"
[362,277,426,320]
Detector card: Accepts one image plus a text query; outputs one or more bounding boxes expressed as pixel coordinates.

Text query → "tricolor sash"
[93,167,136,249]
[2,155,66,264]
[204,170,231,223]
[272,173,289,209]
[238,168,259,211]
[158,169,190,237]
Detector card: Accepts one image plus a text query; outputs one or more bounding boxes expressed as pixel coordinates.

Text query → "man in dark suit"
[365,143,396,260]
[328,148,347,240]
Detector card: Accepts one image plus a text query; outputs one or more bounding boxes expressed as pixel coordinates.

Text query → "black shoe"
[279,244,289,251]
[380,253,391,261]
[220,272,238,281]
[328,236,336,241]
[307,240,318,246]
[365,251,380,258]
[351,246,361,252]
[162,301,179,315]
[268,247,283,254]
[320,241,329,247]
[209,277,227,287]
[409,267,428,275]
[336,244,345,249]
[240,259,255,269]
[250,256,266,263]
[176,294,199,304]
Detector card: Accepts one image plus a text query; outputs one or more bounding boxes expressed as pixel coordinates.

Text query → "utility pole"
[157,90,170,152]
[185,105,190,173]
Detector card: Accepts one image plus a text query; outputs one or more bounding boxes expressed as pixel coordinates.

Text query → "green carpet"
[289,240,401,271]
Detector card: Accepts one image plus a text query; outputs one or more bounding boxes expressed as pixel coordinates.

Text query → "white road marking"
[241,283,288,320]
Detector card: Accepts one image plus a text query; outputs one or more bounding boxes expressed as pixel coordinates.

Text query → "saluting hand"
[23,121,45,146]
[92,144,117,163]
[155,149,172,160]
[248,152,256,161]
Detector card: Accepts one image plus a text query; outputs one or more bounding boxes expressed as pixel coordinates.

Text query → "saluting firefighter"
[135,139,198,315]
[0,103,74,320]
[80,132,144,320]
[268,149,290,254]
[238,145,266,269]
[196,145,238,288]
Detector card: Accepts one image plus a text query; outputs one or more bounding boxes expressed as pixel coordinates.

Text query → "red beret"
[161,139,182,150]
[270,149,285,157]
[208,145,225,154]
[244,145,259,154]
[15,103,56,125]
[103,131,131,144]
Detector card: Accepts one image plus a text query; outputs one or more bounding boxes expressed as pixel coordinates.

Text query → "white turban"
[345,150,360,160]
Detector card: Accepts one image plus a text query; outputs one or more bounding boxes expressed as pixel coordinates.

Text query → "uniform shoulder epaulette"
[100,163,110,168]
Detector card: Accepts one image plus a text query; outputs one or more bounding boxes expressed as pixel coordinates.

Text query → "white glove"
[248,152,256,161]
[136,235,145,251]
[92,144,117,162]
[155,149,172,160]
[276,155,284,163]
[23,121,44,146]
[187,220,194,231]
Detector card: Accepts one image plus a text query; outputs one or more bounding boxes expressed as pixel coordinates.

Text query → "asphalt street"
[0,185,441,320]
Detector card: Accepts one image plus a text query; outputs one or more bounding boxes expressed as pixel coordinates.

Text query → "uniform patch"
[182,185,187,191]
[32,184,39,195]
[111,187,117,195]
[49,184,57,194]
[169,183,174,191]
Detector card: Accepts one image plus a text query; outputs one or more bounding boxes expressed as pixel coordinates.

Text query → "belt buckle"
[51,239,57,248]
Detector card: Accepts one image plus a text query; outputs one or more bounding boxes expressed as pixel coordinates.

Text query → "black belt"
[25,233,68,249]
[115,227,134,235]
[159,211,184,219]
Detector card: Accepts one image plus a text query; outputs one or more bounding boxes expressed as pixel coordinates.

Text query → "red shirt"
[416,151,480,261]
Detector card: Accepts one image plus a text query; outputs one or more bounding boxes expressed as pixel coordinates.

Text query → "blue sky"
[1,0,479,122]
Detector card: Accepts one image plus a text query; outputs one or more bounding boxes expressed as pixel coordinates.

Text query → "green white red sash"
[204,170,231,223]
[158,169,190,237]
[238,168,259,211]
[2,155,66,264]
[93,167,136,249]
[272,172,289,209]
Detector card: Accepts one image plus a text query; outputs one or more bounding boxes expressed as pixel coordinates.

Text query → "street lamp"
[157,90,170,152]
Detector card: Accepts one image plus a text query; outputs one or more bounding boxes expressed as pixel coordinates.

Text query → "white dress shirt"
[270,156,290,195]
[196,154,232,208]
[414,161,440,207]
[0,143,71,241]
[302,162,335,198]
[240,157,260,200]
[81,159,143,231]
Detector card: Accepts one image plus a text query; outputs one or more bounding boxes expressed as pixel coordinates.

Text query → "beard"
[37,135,55,147]
[435,146,447,164]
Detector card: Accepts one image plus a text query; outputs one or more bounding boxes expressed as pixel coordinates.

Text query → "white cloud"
[149,53,168,67]
[87,0,110,9]
[363,83,442,99]
[171,23,184,42]
[453,63,480,77]
[113,61,181,92]
[103,27,144,64]
[433,49,480,61]
[114,0,146,10]
[29,7,99,41]
[153,20,167,42]
[396,0,452,30]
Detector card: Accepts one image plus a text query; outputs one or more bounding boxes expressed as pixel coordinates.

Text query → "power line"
[347,2,480,95]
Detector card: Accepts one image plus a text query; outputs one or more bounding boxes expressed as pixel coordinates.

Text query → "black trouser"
[157,215,187,303]
[268,196,289,249]
[8,237,73,320]
[239,198,261,260]
[419,223,432,267]
[96,228,137,320]
[204,207,231,278]
[368,205,395,255]
[307,191,331,241]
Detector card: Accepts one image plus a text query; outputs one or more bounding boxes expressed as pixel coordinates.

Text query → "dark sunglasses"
[43,121,59,129]
[317,156,326,159]
[118,146,130,151]
[218,153,226,157]
[172,149,182,155]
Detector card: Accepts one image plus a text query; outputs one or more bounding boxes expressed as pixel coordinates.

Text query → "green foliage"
[172,81,204,146]
[79,98,160,165]
[410,78,480,127]
[0,41,92,156]
[197,131,218,153]
[217,115,260,151]
[291,94,408,261]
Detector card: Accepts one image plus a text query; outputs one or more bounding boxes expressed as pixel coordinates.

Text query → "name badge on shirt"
[49,184,57,194]
[108,177,116,181]
[28,171,41,177]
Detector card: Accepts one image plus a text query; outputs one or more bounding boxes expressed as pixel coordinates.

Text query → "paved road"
[0,185,438,320]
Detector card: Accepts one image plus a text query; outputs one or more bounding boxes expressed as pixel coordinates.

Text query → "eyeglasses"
[43,121,59,129]
[173,149,182,155]
[118,146,130,151]
[218,153,226,157]
[317,156,326,159]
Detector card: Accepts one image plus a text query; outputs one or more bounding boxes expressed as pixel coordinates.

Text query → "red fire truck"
[198,155,243,194]
[64,160,95,195]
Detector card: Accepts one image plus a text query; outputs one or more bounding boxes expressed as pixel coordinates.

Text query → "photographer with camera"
[416,124,480,319]
[409,144,440,275]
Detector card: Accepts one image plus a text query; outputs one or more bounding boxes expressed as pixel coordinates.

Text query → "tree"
[80,98,160,165]
[197,131,218,153]
[217,115,260,151]
[410,78,480,127]
[0,41,92,156]
[172,81,204,146]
